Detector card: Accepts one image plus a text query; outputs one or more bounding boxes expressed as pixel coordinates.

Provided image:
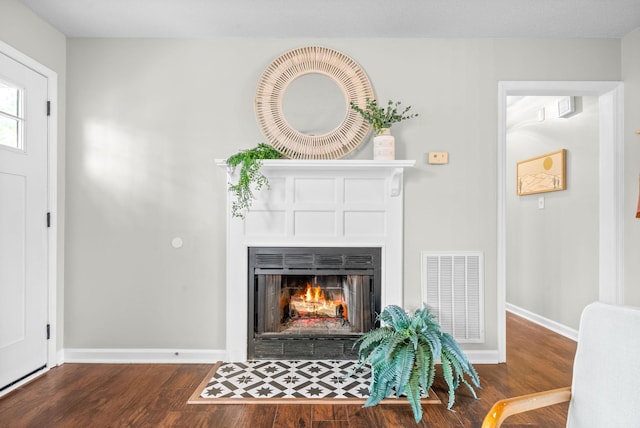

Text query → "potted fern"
[226,143,283,218]
[354,305,480,423]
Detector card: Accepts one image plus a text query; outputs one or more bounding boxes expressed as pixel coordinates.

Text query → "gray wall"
[0,0,67,353]
[64,38,622,352]
[506,97,600,329]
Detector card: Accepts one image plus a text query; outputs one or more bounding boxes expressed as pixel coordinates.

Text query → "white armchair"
[482,302,640,427]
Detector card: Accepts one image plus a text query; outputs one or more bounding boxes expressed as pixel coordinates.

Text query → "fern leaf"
[356,327,394,359]
[442,347,481,402]
[392,345,415,397]
[366,360,396,406]
[460,377,479,399]
[414,341,435,395]
[364,374,390,407]
[440,333,467,364]
[379,305,410,331]
[405,369,423,423]
[443,349,462,390]
[421,329,442,359]
[384,333,409,361]
[415,306,440,331]
[441,333,481,388]
[440,353,456,409]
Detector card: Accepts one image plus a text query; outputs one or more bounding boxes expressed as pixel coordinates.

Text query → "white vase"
[373,128,395,160]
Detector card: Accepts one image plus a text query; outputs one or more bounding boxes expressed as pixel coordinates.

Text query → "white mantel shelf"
[215,159,416,169]
[219,157,414,361]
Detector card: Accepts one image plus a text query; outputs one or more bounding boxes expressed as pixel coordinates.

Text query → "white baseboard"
[3,347,494,400]
[62,348,498,365]
[506,303,578,342]
[465,350,500,364]
[63,348,227,364]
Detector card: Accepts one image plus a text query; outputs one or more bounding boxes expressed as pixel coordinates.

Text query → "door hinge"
[46,324,50,340]
[46,101,51,116]
[47,212,51,228]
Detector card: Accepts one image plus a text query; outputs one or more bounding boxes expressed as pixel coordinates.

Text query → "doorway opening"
[497,81,624,362]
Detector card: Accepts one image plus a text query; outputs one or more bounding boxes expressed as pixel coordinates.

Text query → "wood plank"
[312,403,348,421]
[274,404,312,428]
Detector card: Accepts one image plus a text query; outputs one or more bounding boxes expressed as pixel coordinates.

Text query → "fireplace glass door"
[248,247,381,359]
[257,273,372,336]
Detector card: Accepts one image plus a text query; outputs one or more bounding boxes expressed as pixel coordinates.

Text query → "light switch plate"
[428,152,449,164]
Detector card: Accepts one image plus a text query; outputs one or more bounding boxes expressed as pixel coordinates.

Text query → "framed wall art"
[517,149,566,196]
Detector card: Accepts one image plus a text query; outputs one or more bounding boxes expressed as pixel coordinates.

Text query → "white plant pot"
[373,128,395,160]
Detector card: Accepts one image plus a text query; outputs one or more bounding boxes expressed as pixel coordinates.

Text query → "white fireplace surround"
[218,159,415,361]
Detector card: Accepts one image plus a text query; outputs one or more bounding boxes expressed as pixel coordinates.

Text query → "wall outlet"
[428,151,449,164]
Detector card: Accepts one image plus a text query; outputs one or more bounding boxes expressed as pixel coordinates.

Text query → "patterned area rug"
[188,360,441,405]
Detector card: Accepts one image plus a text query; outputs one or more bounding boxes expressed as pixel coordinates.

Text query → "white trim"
[506,303,578,342]
[597,87,625,304]
[63,348,226,364]
[497,83,508,363]
[0,41,59,370]
[62,347,499,366]
[215,159,417,169]
[497,81,624,363]
[47,71,59,368]
[465,350,500,365]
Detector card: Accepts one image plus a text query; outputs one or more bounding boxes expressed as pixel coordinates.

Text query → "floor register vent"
[421,252,484,343]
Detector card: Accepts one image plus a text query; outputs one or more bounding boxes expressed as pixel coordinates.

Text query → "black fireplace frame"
[247,246,382,360]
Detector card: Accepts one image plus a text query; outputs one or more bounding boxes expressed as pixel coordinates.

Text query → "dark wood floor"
[0,312,576,427]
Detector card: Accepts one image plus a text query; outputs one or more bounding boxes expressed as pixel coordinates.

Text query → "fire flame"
[290,283,346,320]
[304,283,325,304]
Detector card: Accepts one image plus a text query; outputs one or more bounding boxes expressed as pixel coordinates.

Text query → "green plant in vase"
[354,304,480,423]
[226,143,283,218]
[350,98,418,135]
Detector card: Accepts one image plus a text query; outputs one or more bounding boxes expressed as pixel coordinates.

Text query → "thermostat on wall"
[428,151,449,165]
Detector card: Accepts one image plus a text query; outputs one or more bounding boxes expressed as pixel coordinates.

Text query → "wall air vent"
[421,252,484,343]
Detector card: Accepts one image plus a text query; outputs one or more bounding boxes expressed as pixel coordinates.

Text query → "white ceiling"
[16,0,640,38]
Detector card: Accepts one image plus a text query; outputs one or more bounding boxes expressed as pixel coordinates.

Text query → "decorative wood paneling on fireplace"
[218,159,415,361]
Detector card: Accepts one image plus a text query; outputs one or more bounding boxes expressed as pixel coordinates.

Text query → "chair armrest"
[481,386,572,428]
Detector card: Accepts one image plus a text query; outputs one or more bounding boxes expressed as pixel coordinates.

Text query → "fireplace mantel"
[215,159,416,169]
[215,159,415,195]
[217,158,415,360]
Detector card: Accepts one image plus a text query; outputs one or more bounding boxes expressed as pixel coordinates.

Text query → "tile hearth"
[200,360,371,400]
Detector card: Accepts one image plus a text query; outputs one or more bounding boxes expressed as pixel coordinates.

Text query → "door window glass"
[0,80,23,150]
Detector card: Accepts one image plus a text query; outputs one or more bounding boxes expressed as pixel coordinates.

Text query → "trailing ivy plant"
[354,305,480,423]
[350,98,418,135]
[226,143,283,218]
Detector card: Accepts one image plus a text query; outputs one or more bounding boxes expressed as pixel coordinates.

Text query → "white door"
[0,51,49,391]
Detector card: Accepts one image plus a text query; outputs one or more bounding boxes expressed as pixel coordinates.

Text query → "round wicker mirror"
[255,46,374,159]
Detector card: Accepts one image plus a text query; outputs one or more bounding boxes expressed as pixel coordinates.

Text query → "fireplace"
[218,159,413,361]
[248,247,381,359]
